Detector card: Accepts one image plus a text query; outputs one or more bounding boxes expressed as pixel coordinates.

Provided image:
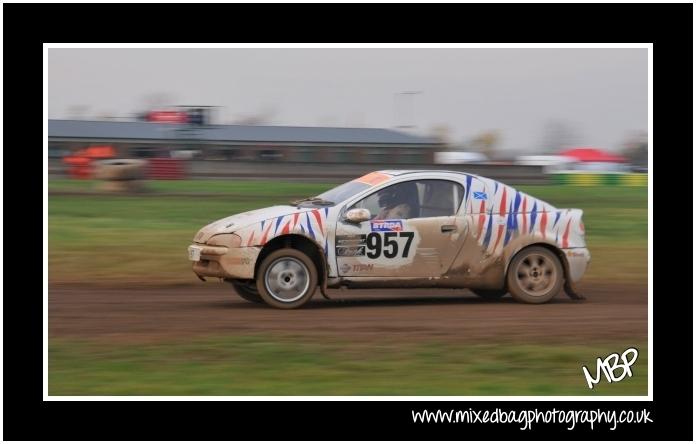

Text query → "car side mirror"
[344,208,371,223]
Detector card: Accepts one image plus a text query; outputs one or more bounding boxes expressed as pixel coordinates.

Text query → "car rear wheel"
[229,279,263,304]
[507,246,563,304]
[256,248,318,309]
[471,288,507,300]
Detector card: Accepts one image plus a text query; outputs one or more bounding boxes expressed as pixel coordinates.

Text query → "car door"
[334,178,467,278]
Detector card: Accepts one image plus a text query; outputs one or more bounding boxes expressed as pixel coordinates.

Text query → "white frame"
[44,43,652,402]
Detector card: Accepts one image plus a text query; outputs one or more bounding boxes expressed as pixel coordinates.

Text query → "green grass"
[49,336,648,396]
[48,180,647,285]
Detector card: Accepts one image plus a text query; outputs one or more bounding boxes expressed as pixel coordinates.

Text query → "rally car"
[188,170,590,309]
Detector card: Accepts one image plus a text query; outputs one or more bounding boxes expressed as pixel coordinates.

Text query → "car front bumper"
[188,243,260,280]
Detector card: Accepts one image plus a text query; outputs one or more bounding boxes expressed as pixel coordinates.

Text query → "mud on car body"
[188,170,590,309]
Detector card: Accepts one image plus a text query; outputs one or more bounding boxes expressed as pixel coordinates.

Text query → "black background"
[3,2,692,440]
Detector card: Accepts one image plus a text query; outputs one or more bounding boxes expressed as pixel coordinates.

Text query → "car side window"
[349,179,464,220]
[417,180,464,217]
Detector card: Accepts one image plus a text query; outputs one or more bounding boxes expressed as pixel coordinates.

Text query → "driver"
[375,183,413,219]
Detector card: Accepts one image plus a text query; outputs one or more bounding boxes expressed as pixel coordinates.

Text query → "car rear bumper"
[189,243,260,280]
[562,247,591,283]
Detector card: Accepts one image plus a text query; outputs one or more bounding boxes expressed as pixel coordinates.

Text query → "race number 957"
[365,232,414,259]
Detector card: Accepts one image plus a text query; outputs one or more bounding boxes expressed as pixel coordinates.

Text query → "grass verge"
[49,336,648,396]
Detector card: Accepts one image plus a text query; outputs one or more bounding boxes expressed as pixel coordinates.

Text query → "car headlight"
[207,233,242,248]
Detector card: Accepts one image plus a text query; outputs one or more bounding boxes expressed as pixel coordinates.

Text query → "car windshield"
[293,180,372,208]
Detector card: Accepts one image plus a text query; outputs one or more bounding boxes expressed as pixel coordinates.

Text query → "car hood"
[194,205,302,243]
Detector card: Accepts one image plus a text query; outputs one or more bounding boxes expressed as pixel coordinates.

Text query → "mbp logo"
[582,347,639,389]
[371,220,403,232]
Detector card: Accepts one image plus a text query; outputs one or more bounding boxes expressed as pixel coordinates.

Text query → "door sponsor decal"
[336,234,366,257]
[370,220,404,232]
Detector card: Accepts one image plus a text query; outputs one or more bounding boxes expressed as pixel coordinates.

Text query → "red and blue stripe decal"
[483,209,494,249]
[305,212,315,239]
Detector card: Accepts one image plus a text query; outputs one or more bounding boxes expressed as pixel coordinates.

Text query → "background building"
[48,119,442,165]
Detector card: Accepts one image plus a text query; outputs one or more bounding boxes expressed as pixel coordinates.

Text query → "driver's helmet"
[378,183,409,208]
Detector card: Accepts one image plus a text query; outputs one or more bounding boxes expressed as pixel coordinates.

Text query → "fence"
[145,158,186,179]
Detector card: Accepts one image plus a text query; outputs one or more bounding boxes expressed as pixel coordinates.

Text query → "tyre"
[506,246,564,304]
[92,159,146,180]
[229,279,263,304]
[256,248,318,309]
[471,288,507,300]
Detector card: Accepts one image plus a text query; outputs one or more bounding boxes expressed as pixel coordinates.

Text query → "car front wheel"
[506,246,564,304]
[256,248,318,309]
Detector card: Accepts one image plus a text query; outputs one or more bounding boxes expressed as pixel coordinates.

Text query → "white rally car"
[188,170,590,308]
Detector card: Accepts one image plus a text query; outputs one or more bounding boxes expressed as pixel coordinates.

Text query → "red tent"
[559,147,627,163]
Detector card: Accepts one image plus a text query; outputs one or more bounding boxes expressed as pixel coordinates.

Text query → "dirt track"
[49,282,647,344]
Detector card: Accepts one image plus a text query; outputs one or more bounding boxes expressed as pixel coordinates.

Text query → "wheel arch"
[254,234,327,287]
[504,242,570,282]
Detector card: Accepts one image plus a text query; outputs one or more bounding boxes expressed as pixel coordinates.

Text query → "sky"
[48,48,648,152]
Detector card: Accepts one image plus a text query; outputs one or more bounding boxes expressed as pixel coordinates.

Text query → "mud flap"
[319,248,331,300]
[320,284,331,300]
[564,280,585,300]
